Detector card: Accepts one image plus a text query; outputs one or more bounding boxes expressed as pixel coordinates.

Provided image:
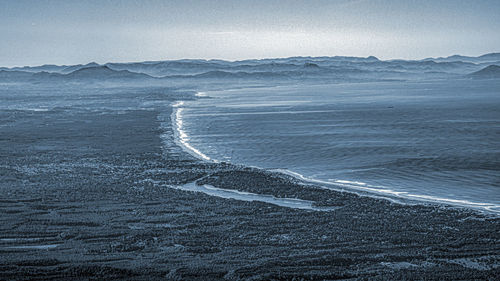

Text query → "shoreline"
[171,94,500,216]
[1,85,499,280]
[171,100,215,162]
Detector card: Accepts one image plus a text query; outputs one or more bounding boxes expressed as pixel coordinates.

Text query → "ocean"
[174,79,500,214]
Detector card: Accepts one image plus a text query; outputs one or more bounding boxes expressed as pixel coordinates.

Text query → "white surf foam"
[7,107,52,112]
[195,91,208,97]
[171,101,215,162]
[168,92,500,216]
[170,182,334,211]
[272,168,500,215]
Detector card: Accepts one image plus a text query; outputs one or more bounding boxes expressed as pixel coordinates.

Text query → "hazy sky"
[1,0,499,66]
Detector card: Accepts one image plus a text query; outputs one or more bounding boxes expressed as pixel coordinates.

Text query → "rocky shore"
[0,85,499,280]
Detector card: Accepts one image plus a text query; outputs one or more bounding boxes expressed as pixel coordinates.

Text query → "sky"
[1,0,499,67]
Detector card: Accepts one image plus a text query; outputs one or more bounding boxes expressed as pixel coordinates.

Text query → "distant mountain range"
[64,65,154,80]
[0,65,155,83]
[469,65,500,78]
[1,53,499,83]
[424,53,500,63]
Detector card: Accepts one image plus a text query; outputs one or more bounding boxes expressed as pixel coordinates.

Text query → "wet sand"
[0,86,499,280]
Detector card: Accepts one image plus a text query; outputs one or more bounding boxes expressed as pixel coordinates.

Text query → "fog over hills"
[424,53,500,63]
[469,65,500,78]
[64,65,155,80]
[0,65,156,83]
[1,53,499,84]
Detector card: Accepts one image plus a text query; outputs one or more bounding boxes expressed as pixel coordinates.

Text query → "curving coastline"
[171,100,214,162]
[1,85,499,280]
[171,92,500,216]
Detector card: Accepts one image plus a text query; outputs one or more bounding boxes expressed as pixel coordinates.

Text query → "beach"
[0,85,499,280]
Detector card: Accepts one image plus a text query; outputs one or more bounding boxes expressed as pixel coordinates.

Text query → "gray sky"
[1,0,499,66]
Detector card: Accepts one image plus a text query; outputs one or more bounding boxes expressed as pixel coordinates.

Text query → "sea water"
[176,79,500,213]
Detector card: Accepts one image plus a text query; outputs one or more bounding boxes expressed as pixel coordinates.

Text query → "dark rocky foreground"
[0,85,499,280]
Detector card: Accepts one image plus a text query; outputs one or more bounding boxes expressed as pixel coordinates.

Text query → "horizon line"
[3,51,499,69]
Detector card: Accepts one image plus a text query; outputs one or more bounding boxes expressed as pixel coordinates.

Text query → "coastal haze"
[1,0,500,280]
[1,53,500,280]
[2,0,500,66]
